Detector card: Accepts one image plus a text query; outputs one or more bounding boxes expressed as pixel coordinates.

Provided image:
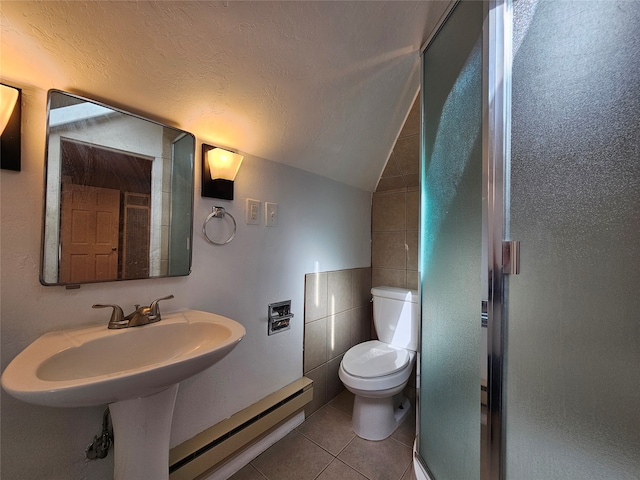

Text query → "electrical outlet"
[246,198,260,225]
[265,202,278,227]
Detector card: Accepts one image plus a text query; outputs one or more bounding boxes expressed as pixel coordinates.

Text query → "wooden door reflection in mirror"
[59,139,152,283]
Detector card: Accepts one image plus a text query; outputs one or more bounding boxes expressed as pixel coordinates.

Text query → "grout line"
[248,462,269,480]
[296,408,356,459]
[294,411,366,480]
[311,459,333,480]
[293,427,334,457]
[399,461,413,480]
[335,433,357,458]
[324,402,348,416]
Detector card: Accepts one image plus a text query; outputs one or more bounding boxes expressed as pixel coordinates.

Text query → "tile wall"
[371,188,419,290]
[372,97,420,290]
[376,96,420,192]
[303,268,372,415]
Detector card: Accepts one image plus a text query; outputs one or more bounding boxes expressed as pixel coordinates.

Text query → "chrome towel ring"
[203,206,237,245]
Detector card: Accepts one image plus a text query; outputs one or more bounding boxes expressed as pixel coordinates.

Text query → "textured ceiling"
[0,1,450,191]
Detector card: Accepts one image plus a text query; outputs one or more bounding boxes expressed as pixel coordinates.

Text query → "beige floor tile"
[296,405,355,456]
[228,463,267,480]
[400,463,418,480]
[327,389,354,417]
[391,408,416,447]
[251,430,333,480]
[236,385,420,480]
[316,459,368,480]
[338,436,412,480]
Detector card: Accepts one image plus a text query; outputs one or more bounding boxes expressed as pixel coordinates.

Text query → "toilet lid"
[342,341,411,378]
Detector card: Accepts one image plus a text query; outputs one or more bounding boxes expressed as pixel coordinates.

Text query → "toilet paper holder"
[268,300,293,335]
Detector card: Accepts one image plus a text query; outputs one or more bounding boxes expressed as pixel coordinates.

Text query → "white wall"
[0,85,372,479]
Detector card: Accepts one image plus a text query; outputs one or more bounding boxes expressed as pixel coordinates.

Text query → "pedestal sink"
[1,309,246,480]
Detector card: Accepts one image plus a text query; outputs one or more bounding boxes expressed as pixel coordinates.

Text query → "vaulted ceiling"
[1,1,450,191]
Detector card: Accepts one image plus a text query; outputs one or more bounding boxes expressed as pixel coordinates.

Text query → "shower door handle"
[502,240,521,275]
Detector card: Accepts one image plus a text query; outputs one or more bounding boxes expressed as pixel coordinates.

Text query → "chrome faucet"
[93,295,174,329]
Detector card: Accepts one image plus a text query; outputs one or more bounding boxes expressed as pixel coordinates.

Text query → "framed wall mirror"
[41,90,195,286]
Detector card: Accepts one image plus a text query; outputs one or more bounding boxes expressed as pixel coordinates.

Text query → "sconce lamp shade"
[0,84,21,171]
[201,144,243,200]
[0,85,19,134]
[207,148,243,181]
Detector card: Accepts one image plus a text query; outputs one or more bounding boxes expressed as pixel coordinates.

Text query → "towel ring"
[203,206,237,245]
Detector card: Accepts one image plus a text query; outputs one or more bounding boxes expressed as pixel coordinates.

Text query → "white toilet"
[339,286,419,441]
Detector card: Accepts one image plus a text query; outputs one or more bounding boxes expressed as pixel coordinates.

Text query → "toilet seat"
[339,344,415,396]
[342,340,411,378]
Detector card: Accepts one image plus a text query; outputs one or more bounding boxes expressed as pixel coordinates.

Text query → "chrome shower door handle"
[502,240,521,275]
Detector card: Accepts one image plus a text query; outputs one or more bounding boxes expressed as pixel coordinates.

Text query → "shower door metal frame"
[415,1,510,479]
[482,1,511,480]
[414,4,460,480]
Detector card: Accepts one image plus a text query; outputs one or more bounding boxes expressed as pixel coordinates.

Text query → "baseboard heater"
[169,377,313,480]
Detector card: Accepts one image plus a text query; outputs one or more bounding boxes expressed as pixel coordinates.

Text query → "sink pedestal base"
[109,385,179,480]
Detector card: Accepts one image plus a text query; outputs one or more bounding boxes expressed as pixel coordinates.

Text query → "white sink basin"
[1,309,246,408]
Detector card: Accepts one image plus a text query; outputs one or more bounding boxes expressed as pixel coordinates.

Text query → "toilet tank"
[372,286,419,351]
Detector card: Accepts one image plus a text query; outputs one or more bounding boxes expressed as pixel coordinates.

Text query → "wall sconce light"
[201,144,243,200]
[1,83,21,171]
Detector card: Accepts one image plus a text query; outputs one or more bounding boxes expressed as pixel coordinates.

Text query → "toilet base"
[352,393,411,441]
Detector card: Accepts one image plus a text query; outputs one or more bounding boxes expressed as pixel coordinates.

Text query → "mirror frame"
[40,90,195,286]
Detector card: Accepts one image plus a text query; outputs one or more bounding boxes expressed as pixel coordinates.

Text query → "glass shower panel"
[419,2,484,479]
[506,0,640,478]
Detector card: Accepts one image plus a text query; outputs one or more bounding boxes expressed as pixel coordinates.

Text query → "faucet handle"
[149,295,174,319]
[92,304,127,329]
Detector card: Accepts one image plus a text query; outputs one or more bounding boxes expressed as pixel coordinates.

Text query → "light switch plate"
[246,198,260,225]
[265,202,278,227]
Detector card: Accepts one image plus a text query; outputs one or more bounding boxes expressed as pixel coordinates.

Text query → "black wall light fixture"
[1,84,21,171]
[201,144,243,200]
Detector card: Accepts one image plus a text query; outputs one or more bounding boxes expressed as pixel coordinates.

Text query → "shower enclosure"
[416,1,640,479]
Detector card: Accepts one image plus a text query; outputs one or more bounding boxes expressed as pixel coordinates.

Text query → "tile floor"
[229,389,417,480]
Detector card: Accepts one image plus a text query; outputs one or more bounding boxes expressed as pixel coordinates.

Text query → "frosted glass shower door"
[418,2,485,479]
[505,1,640,478]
